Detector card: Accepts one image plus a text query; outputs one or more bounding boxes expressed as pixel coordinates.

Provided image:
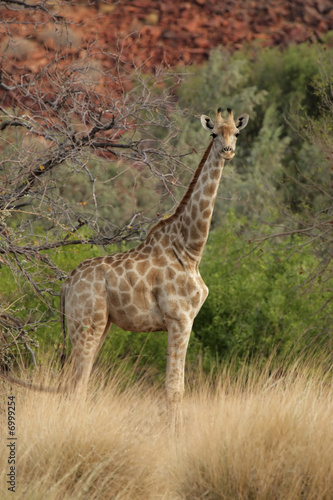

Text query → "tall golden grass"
[0,357,332,499]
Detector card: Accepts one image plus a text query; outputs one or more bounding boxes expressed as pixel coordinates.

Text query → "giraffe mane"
[146,140,214,238]
[174,139,214,216]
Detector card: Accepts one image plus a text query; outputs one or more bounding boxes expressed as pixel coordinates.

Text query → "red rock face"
[1,0,333,75]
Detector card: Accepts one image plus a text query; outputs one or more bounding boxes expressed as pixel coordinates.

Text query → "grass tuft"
[0,357,332,499]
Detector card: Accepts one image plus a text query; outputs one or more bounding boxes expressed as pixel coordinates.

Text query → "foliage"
[2,214,331,374]
[0,2,332,370]
[193,215,333,363]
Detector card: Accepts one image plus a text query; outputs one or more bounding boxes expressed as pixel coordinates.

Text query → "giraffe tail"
[0,371,63,393]
[60,284,67,369]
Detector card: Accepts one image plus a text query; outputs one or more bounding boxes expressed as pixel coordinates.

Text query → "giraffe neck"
[171,139,225,262]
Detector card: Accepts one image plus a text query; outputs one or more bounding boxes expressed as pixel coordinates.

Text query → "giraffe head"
[200,107,249,160]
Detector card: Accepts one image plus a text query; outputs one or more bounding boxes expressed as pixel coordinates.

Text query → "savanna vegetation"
[1,2,333,499]
[1,358,332,499]
[1,32,332,373]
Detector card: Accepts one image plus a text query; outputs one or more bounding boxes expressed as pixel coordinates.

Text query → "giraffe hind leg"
[68,318,112,395]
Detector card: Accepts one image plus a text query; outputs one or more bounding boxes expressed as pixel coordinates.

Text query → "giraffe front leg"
[166,318,192,432]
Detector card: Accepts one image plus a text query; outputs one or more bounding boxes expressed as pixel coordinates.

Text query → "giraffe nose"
[222,146,233,153]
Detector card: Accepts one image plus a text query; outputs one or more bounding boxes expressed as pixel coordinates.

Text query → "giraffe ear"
[200,115,214,131]
[235,114,249,130]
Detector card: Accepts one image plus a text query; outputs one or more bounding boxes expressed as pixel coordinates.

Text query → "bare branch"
[0,0,64,21]
[0,0,188,366]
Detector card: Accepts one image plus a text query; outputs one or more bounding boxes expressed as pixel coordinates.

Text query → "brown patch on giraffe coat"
[93,282,104,295]
[210,168,221,180]
[104,268,116,281]
[79,293,92,305]
[80,267,93,280]
[93,297,105,311]
[164,281,176,295]
[75,280,89,294]
[193,191,201,203]
[123,259,134,270]
[85,329,96,341]
[126,270,139,285]
[196,218,208,234]
[165,266,176,281]
[93,263,105,272]
[125,304,139,316]
[199,199,210,211]
[202,208,211,219]
[185,277,197,295]
[190,226,201,241]
[203,183,216,198]
[153,245,163,259]
[164,247,175,261]
[181,226,189,241]
[114,265,125,276]
[170,332,182,343]
[200,173,208,185]
[119,280,131,292]
[131,252,143,261]
[133,280,149,309]
[191,204,198,220]
[160,234,169,247]
[191,292,201,308]
[108,290,121,308]
[170,346,187,360]
[153,255,168,267]
[146,267,162,286]
[103,255,118,265]
[68,268,80,281]
[69,295,78,307]
[120,292,131,303]
[140,246,152,256]
[84,335,95,346]
[136,260,150,275]
[93,312,106,324]
[176,337,188,349]
[179,297,190,309]
[82,257,103,271]
[168,299,180,315]
[174,221,181,233]
[176,275,186,295]
[182,215,191,227]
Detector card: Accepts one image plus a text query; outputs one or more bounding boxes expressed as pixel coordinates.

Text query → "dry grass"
[0,358,332,499]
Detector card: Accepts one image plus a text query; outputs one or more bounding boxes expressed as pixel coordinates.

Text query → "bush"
[193,214,333,363]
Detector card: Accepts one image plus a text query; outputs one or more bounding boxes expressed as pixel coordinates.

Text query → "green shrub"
[193,214,333,363]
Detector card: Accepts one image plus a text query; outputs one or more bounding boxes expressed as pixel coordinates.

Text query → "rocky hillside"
[1,0,333,74]
[91,0,333,67]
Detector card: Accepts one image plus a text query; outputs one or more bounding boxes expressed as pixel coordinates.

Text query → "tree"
[0,0,187,366]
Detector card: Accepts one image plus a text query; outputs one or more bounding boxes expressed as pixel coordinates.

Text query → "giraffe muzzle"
[222,147,235,160]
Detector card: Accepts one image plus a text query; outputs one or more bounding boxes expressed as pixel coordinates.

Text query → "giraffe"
[60,107,249,426]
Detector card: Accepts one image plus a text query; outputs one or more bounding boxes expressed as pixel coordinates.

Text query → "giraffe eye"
[235,132,240,138]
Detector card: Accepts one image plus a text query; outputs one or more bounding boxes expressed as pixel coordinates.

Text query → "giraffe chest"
[158,270,209,324]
